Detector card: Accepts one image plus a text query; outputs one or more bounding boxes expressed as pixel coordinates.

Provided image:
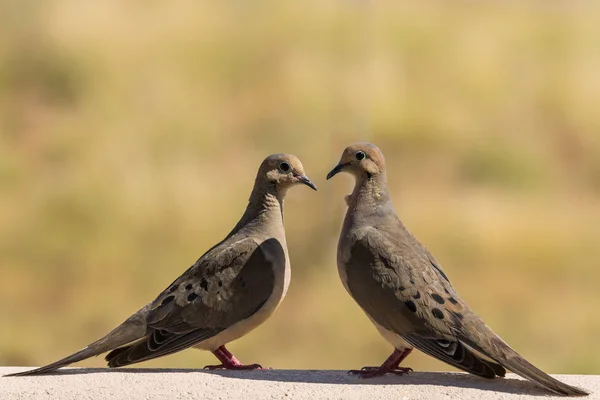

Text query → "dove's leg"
[203,345,265,370]
[349,348,413,378]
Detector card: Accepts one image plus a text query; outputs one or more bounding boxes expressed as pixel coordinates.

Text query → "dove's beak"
[296,175,317,191]
[326,163,347,180]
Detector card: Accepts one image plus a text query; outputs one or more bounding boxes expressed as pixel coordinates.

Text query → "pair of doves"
[6,143,588,396]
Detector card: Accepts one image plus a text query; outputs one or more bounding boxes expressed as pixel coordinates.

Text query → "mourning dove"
[326,142,588,397]
[8,154,316,376]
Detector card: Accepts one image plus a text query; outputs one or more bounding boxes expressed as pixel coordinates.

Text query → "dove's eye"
[355,151,366,161]
[279,162,291,172]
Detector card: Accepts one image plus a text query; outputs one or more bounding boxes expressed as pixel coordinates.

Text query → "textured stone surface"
[2,368,597,399]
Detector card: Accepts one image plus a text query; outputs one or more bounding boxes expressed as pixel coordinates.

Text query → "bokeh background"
[1,1,599,374]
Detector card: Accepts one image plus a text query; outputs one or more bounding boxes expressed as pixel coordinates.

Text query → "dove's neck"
[346,173,392,218]
[229,182,285,237]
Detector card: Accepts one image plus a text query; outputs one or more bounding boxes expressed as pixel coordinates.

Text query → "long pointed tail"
[5,306,149,377]
[497,349,588,397]
[461,323,588,397]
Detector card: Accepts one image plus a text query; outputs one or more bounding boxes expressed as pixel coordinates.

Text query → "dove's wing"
[344,226,587,396]
[105,236,284,367]
[344,227,504,378]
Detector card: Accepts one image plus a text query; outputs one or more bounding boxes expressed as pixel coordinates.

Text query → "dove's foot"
[348,348,413,379]
[206,345,269,370]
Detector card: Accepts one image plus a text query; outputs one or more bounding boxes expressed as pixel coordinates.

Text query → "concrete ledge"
[1,367,596,399]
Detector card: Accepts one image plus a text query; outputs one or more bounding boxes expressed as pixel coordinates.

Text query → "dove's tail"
[5,306,149,377]
[461,324,588,397]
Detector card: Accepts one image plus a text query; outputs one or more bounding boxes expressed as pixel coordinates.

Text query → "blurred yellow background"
[1,1,599,375]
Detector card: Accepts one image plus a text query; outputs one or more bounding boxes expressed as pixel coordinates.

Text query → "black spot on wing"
[431,293,445,304]
[187,292,198,302]
[161,296,174,306]
[432,308,444,319]
[200,280,208,291]
[405,300,417,313]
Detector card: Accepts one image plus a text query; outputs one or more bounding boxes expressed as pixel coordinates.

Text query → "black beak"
[326,163,347,180]
[296,175,317,191]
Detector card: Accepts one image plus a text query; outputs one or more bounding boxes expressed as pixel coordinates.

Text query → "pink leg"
[203,345,266,370]
[349,348,413,378]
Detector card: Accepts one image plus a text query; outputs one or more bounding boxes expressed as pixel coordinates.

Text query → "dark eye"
[279,162,290,172]
[355,151,366,161]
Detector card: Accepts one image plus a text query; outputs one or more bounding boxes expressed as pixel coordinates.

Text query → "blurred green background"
[1,1,599,374]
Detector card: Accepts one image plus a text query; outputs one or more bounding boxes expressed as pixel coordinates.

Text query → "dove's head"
[326,142,386,181]
[258,153,317,193]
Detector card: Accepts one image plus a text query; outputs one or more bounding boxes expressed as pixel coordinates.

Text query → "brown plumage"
[7,153,316,376]
[327,142,588,397]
